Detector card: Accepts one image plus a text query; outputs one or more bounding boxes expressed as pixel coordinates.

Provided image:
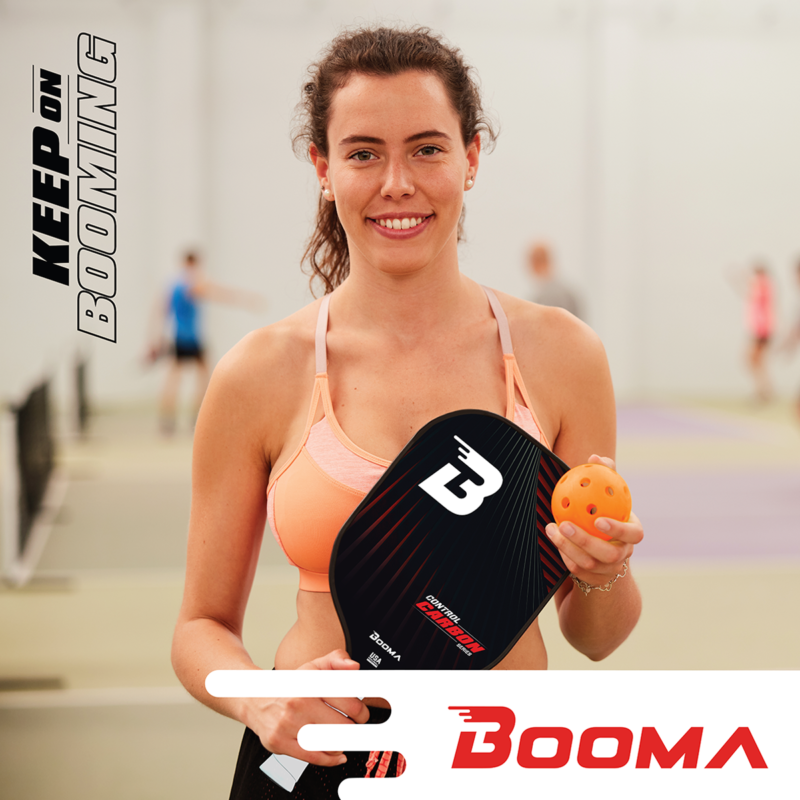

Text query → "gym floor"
[1,400,798,799]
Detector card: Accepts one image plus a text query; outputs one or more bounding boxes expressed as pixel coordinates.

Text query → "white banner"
[207,670,798,798]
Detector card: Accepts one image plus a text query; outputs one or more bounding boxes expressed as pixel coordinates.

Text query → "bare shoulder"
[493,290,607,382]
[197,300,321,470]
[212,303,317,394]
[490,290,615,464]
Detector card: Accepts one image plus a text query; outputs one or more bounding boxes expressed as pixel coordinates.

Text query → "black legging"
[229,707,402,799]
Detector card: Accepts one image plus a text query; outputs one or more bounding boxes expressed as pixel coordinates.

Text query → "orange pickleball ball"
[551,464,631,541]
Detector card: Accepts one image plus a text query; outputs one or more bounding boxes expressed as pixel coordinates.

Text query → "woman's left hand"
[545,455,643,588]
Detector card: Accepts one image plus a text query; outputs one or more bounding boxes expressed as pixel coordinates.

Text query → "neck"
[332,262,483,340]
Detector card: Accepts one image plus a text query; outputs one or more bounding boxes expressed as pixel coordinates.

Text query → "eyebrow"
[338,130,452,147]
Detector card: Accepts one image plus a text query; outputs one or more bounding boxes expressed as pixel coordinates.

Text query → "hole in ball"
[605,486,614,496]
[561,497,570,509]
[580,478,590,488]
[587,504,597,515]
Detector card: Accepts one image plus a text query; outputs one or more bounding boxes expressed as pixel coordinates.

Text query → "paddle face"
[330,410,570,671]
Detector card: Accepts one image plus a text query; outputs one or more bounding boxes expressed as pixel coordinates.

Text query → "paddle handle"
[259,697,365,792]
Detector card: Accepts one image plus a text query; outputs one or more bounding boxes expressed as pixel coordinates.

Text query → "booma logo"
[369,631,401,661]
[449,707,768,770]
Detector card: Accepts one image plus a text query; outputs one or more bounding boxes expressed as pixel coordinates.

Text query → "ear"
[310,144,331,195]
[466,134,481,177]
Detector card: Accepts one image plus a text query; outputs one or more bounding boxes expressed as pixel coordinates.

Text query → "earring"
[465,178,474,189]
[323,188,331,197]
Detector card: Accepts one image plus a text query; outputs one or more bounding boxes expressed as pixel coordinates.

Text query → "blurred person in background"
[726,262,775,404]
[147,250,265,434]
[527,241,582,320]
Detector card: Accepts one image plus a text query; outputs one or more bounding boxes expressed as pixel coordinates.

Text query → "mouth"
[367,214,434,236]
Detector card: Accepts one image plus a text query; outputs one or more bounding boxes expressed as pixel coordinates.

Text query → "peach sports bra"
[266,286,550,592]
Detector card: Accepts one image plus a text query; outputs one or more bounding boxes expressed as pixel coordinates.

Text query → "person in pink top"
[727,261,776,402]
[748,265,774,401]
[171,25,644,799]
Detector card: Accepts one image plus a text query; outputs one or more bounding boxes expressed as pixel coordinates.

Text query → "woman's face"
[312,70,480,280]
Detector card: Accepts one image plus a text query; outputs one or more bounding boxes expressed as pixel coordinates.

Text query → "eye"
[349,150,376,162]
[417,145,442,157]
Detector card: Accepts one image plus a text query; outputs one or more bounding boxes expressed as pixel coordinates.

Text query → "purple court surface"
[625,469,800,561]
[616,405,800,561]
[617,404,759,440]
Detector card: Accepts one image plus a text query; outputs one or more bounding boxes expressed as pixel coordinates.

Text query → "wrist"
[571,559,629,596]
[237,694,272,732]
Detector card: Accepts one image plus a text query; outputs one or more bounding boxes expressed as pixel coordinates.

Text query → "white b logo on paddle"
[419,436,503,516]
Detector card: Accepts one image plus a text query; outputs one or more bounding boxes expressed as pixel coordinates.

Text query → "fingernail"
[595,519,611,532]
[545,525,555,539]
[561,523,575,537]
[338,756,347,765]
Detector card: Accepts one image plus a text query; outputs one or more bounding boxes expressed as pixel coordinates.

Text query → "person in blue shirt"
[153,250,264,433]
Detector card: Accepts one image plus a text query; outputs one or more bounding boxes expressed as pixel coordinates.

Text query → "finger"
[546,522,631,573]
[301,649,359,671]
[280,741,348,768]
[587,453,616,471]
[258,699,350,767]
[546,522,604,572]
[594,512,643,545]
[321,696,369,724]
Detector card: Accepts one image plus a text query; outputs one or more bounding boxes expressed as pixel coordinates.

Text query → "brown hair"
[294,25,498,295]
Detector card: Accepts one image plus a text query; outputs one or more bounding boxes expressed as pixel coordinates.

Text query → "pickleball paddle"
[261,409,571,789]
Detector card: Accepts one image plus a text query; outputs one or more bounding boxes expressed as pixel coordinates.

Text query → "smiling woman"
[295,26,496,295]
[170,24,644,800]
[311,69,479,281]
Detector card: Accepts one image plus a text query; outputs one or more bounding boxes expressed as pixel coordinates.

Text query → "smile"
[367,215,434,238]
[374,216,428,230]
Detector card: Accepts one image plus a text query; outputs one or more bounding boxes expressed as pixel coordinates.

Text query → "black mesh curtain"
[15,381,54,551]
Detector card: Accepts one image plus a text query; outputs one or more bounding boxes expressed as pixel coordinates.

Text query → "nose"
[380,157,415,200]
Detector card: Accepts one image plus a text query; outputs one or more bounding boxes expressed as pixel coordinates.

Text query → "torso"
[170,279,200,346]
[266,284,556,674]
[748,274,773,339]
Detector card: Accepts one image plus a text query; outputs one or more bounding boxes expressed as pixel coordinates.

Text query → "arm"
[171,333,270,712]
[171,329,367,765]
[510,300,642,661]
[545,315,642,661]
[192,277,267,312]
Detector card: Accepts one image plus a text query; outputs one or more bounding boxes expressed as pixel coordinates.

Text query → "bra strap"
[315,294,331,374]
[482,286,549,447]
[482,286,514,356]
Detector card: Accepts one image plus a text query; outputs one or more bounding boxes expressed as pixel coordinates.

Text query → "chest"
[327,339,508,461]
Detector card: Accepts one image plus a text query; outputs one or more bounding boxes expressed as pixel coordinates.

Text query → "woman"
[746,264,774,403]
[171,25,643,798]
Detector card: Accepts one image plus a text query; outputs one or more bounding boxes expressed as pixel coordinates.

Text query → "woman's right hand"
[248,649,369,766]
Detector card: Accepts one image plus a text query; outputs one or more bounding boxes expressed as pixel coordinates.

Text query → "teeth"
[377,217,425,229]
